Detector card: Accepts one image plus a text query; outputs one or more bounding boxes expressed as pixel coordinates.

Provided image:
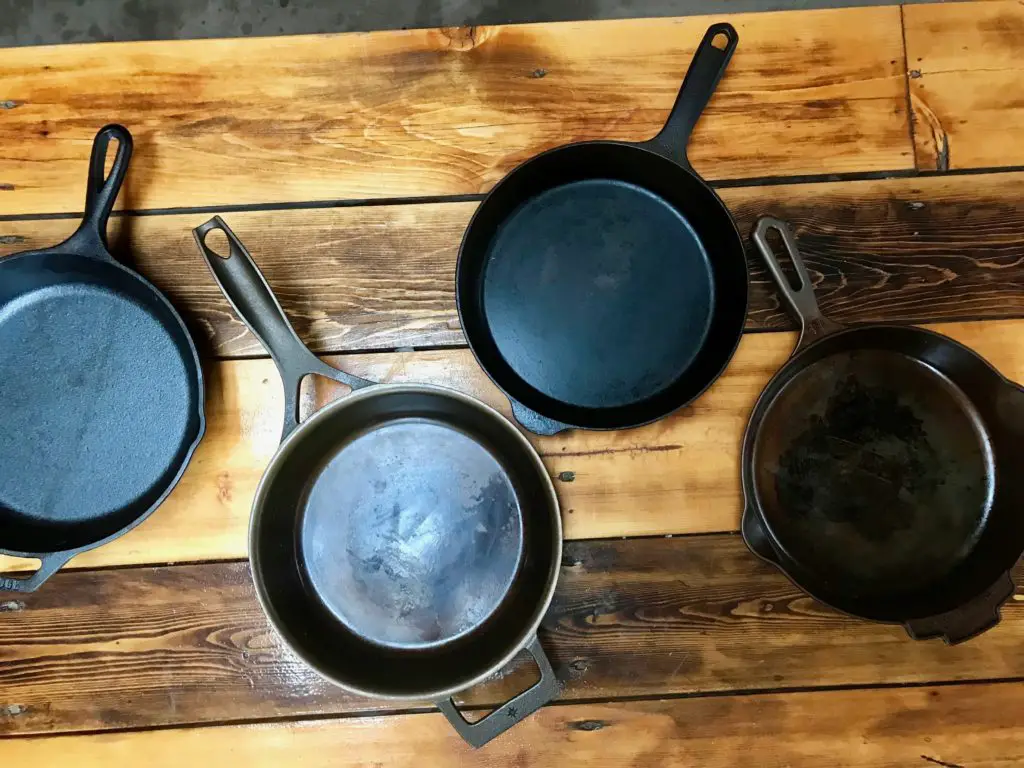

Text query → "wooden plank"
[5,682,1023,766]
[2,317,1022,573]
[1,540,1022,736]
[0,7,911,214]
[904,1,1024,170]
[6,170,1024,357]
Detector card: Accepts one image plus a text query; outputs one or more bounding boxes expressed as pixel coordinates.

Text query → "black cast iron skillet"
[457,23,749,435]
[0,125,205,592]
[742,217,1024,644]
[194,217,562,749]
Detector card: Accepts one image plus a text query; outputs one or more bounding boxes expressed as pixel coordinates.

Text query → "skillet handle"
[193,216,374,440]
[64,124,133,256]
[0,551,74,593]
[643,22,738,168]
[904,572,1015,645]
[752,217,842,352]
[436,635,559,749]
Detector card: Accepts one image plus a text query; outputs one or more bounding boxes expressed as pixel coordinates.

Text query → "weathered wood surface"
[3,1,1024,759]
[1,541,1021,736]
[904,1,1024,171]
[5,681,1023,766]
[10,171,1024,357]
[0,7,911,215]
[1,317,1021,574]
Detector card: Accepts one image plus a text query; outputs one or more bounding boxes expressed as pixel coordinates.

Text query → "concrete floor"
[1,0,952,47]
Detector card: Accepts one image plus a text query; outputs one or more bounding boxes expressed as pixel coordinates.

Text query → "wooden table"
[1,1,1023,763]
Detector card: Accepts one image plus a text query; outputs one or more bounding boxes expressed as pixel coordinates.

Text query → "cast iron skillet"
[194,217,562,749]
[457,23,748,435]
[742,217,1024,644]
[0,125,205,592]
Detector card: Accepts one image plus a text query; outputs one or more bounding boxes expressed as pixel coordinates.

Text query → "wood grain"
[904,1,1024,170]
[6,171,1024,357]
[6,682,1024,766]
[0,7,911,215]
[2,317,1022,574]
[1,540,1022,736]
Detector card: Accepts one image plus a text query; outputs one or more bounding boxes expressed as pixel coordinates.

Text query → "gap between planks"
[3,682,1023,766]
[0,5,912,214]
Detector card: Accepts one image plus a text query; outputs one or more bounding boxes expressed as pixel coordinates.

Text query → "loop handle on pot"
[0,551,75,593]
[644,22,738,168]
[193,216,374,440]
[904,572,1015,645]
[62,124,133,258]
[752,217,842,352]
[436,635,559,749]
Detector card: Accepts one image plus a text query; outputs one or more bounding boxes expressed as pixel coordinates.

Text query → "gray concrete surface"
[0,0,954,47]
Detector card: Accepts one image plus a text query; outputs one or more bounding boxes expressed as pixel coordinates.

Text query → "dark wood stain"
[2,172,1021,358]
[1,537,1022,736]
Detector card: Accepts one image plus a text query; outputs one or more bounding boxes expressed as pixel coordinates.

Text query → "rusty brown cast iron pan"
[741,217,1024,644]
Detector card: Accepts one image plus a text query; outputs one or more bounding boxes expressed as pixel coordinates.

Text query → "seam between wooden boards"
[3,676,1023,741]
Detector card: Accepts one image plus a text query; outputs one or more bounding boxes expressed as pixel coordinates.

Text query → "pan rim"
[456,139,748,431]
[0,245,206,563]
[248,381,563,701]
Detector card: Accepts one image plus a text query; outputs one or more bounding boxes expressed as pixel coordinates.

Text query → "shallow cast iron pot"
[194,216,562,748]
[741,217,1024,644]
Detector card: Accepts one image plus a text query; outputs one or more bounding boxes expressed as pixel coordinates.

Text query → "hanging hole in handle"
[0,554,42,574]
[451,646,542,724]
[101,137,120,180]
[711,32,730,50]
[202,227,232,260]
[763,226,804,293]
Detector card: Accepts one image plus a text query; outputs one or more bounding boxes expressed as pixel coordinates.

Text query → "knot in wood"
[439,25,491,51]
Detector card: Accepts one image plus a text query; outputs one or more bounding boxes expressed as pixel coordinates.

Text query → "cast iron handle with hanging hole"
[193,216,374,440]
[752,216,843,352]
[435,635,560,748]
[641,22,738,168]
[61,124,133,258]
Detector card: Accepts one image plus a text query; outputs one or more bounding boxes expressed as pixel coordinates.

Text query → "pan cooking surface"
[299,417,524,650]
[754,349,993,594]
[0,264,197,541]
[481,178,714,409]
